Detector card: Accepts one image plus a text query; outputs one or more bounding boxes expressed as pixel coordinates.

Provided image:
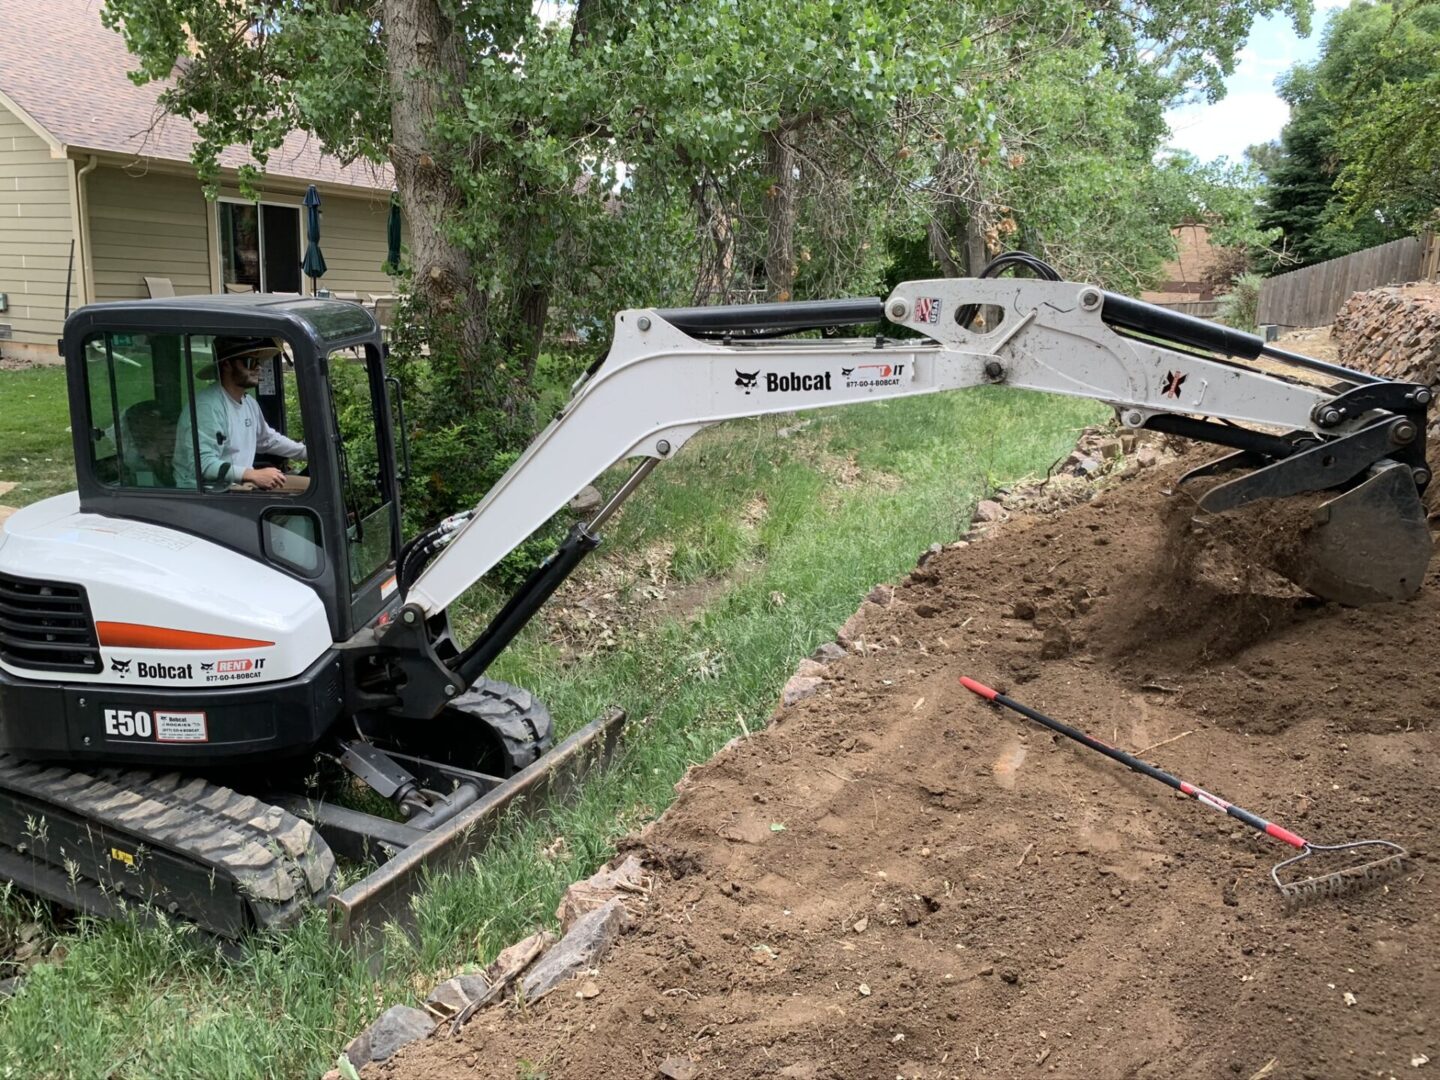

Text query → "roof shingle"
[0,0,392,192]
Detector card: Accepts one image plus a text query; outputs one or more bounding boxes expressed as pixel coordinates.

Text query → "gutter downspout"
[75,155,99,309]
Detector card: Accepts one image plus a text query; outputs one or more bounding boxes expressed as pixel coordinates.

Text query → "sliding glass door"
[218,201,302,294]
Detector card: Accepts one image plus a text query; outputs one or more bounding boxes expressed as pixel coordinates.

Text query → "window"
[327,347,395,588]
[219,201,302,294]
[82,332,311,495]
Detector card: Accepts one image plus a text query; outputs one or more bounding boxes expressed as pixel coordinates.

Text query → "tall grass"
[0,388,1103,1079]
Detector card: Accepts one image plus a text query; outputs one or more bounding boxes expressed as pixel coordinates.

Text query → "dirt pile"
[378,454,1439,1080]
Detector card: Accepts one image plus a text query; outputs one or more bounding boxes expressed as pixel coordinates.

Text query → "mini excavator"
[0,254,1430,939]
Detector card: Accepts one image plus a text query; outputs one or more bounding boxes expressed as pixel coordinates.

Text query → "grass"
[0,366,74,507]
[0,373,1105,1078]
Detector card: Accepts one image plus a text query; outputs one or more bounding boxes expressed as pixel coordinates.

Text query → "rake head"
[1271,839,1409,908]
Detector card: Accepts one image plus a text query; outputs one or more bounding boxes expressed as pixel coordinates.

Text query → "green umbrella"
[384,191,402,275]
[302,184,327,288]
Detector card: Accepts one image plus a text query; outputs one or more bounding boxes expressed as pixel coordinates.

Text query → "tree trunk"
[927,213,963,277]
[382,0,490,393]
[763,130,800,302]
[692,174,735,302]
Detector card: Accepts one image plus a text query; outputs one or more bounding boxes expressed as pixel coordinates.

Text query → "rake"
[959,676,1408,906]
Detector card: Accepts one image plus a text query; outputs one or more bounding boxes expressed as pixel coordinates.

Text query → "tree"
[1259,0,1440,267]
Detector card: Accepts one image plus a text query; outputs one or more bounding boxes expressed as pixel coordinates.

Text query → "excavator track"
[0,754,334,938]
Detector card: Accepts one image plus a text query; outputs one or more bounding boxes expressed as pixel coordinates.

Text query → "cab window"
[327,346,395,588]
[82,332,310,494]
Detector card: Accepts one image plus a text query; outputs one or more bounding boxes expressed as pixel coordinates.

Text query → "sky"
[1164,0,1353,164]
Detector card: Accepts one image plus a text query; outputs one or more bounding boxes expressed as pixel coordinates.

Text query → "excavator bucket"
[1280,462,1433,607]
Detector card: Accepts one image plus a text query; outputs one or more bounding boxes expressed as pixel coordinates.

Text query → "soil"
[379,452,1440,1080]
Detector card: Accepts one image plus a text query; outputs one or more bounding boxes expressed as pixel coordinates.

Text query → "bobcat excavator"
[0,254,1430,941]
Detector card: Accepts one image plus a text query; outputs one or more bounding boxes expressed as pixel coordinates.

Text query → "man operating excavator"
[173,335,308,491]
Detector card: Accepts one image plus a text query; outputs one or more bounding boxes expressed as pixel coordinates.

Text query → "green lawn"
[0,378,1106,1079]
[0,366,74,508]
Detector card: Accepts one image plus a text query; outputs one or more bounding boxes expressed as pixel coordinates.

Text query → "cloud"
[1165,90,1291,162]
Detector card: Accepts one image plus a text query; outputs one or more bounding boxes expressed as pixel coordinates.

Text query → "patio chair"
[144,276,176,298]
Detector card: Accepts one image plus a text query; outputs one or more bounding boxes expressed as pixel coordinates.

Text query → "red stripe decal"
[960,676,998,700]
[96,622,275,651]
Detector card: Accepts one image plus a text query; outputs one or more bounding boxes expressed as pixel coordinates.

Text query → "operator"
[173,336,308,491]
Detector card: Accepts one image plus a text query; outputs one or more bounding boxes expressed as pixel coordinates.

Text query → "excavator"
[0,253,1431,940]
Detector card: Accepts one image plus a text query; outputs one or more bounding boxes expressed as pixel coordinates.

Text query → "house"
[0,0,402,363]
[1138,224,1238,315]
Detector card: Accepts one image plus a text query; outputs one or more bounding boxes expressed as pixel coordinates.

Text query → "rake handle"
[959,677,1309,850]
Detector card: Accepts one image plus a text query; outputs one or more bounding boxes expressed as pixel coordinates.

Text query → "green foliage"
[1216,272,1265,331]
[1260,1,1440,268]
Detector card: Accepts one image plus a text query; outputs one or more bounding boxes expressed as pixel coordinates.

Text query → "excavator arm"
[402,277,1430,616]
[371,273,1430,719]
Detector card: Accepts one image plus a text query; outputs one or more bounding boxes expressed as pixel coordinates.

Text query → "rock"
[1073,455,1102,477]
[916,542,943,566]
[486,929,556,988]
[792,658,827,679]
[782,675,823,707]
[425,973,492,1017]
[866,584,895,606]
[659,1057,700,1079]
[914,603,941,618]
[972,499,1005,523]
[343,1004,435,1065]
[0,975,23,998]
[575,979,601,999]
[1011,599,1037,621]
[520,897,631,1002]
[811,641,847,663]
[556,854,650,931]
[568,485,603,514]
[835,609,868,647]
[1119,432,1138,454]
[1098,438,1123,460]
[1136,447,1159,468]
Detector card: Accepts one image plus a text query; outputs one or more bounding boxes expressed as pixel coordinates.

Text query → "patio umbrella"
[302,184,327,290]
[383,191,402,275]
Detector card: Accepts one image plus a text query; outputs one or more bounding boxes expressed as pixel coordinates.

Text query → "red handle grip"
[960,676,998,700]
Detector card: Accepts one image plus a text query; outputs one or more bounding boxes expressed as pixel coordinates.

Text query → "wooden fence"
[1257,233,1436,328]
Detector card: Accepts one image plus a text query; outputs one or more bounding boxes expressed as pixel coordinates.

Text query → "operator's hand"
[242,466,288,490]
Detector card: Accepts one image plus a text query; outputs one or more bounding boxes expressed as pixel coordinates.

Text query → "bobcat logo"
[1162,370,1188,398]
[110,658,132,677]
[200,661,215,673]
[841,367,854,377]
[735,370,759,394]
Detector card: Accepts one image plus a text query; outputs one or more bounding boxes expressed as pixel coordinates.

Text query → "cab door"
[324,344,403,629]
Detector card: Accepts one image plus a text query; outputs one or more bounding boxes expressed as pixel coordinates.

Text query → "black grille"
[0,572,101,673]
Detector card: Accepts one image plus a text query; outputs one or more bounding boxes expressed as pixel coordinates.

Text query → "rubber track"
[0,753,335,932]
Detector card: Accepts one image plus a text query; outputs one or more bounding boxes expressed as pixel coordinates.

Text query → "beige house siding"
[0,98,75,347]
[317,192,399,298]
[88,167,212,301]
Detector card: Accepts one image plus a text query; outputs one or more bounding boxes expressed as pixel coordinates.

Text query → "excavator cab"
[62,295,404,641]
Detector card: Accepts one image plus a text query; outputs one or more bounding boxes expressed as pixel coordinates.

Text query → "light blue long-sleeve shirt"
[173,384,306,487]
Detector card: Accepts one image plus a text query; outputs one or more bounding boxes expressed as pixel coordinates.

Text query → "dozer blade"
[1281,462,1433,607]
[327,707,625,944]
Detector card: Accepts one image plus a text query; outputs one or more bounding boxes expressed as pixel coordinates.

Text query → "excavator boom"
[404,277,1431,620]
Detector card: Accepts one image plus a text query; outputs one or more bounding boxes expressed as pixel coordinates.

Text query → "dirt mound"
[380,455,1439,1080]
